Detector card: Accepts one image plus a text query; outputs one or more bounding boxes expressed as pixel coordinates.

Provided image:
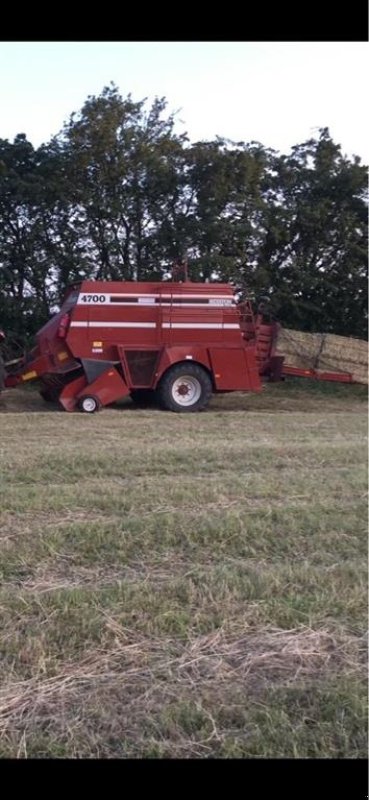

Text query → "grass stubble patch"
[0,379,367,757]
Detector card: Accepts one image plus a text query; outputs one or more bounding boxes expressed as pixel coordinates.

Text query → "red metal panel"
[209,347,262,391]
[282,365,354,383]
[20,353,54,380]
[77,366,130,407]
[154,346,212,386]
[75,280,235,297]
[64,281,242,361]
[59,376,87,412]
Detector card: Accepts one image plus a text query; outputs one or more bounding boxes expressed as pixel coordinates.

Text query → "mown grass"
[0,378,367,758]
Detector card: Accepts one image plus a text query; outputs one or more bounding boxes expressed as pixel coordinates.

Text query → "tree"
[253,129,368,337]
[58,84,189,281]
[0,91,367,343]
[0,134,51,339]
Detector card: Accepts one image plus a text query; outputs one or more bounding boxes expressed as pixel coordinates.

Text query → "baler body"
[13,281,263,411]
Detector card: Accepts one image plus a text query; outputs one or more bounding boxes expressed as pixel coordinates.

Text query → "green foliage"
[0,88,367,343]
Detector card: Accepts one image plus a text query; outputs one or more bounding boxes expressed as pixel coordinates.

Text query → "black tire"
[78,395,101,413]
[130,389,157,407]
[158,363,212,413]
[40,387,59,403]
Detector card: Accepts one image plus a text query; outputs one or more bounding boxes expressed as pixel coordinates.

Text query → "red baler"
[4,280,353,412]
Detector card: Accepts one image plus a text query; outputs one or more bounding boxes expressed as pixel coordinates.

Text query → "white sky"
[0,41,368,162]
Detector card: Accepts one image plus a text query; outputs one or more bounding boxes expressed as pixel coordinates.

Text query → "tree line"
[0,84,367,345]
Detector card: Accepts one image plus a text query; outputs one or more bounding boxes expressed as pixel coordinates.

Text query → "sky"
[0,41,368,163]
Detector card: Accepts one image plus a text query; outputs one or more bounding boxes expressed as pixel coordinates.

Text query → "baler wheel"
[158,363,212,413]
[78,395,101,413]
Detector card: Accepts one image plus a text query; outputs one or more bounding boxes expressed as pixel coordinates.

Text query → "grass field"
[0,379,367,758]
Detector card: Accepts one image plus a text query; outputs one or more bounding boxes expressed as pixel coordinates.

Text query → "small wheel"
[78,395,101,413]
[130,389,157,407]
[158,363,212,413]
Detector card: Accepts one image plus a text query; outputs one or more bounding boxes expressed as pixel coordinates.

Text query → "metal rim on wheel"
[81,396,98,413]
[171,375,202,407]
